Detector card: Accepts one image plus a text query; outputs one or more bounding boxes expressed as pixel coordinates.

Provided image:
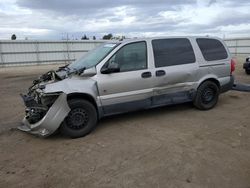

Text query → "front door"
[95,41,154,115]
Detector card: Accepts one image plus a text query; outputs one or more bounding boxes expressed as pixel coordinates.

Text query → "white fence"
[0,38,249,66]
[224,37,250,57]
[0,40,105,66]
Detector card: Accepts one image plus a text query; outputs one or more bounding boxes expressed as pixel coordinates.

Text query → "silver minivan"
[19,36,235,138]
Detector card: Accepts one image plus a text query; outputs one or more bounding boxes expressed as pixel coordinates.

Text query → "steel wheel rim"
[201,87,215,104]
[66,108,89,130]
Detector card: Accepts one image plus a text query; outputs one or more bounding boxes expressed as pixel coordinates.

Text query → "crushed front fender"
[18,93,70,137]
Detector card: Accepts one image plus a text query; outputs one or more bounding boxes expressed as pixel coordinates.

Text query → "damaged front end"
[18,70,71,137]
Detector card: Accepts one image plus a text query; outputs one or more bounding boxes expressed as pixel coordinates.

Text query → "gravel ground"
[0,62,250,188]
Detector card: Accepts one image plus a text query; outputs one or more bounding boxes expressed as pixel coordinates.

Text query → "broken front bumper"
[18,93,70,137]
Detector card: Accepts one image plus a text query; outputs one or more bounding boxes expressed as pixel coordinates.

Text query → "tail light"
[231,58,236,74]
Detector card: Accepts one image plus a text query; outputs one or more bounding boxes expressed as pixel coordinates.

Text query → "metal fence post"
[35,41,40,65]
[0,41,4,67]
[235,39,238,57]
[66,40,70,64]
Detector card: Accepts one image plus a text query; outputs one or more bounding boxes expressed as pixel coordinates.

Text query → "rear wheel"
[60,99,97,138]
[193,81,219,110]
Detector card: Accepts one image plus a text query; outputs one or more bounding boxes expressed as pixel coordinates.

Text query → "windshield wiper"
[69,67,86,76]
[77,67,86,75]
[58,64,70,72]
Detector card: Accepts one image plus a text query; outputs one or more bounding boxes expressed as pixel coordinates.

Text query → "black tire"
[245,69,250,75]
[60,99,97,138]
[193,81,219,110]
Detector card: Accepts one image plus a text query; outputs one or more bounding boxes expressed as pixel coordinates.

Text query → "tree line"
[10,33,125,40]
[81,33,126,40]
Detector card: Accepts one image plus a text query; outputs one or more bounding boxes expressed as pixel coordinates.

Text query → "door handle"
[141,72,152,78]
[156,70,166,77]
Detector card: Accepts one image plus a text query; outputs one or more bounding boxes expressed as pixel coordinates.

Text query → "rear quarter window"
[196,38,228,61]
[152,38,196,68]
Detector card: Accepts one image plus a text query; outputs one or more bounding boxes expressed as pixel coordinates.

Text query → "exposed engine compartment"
[21,66,87,124]
[21,70,64,124]
[21,93,59,124]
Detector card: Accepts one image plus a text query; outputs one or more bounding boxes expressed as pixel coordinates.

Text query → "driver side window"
[107,41,147,72]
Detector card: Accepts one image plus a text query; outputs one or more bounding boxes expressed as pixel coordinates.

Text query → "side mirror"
[101,62,120,74]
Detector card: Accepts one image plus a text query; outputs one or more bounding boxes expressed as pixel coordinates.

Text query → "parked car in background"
[243,56,250,74]
[19,36,235,138]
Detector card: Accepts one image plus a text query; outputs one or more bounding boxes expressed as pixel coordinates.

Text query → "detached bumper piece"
[18,93,70,137]
[232,83,250,92]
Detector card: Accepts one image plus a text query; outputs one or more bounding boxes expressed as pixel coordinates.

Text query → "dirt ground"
[0,62,250,188]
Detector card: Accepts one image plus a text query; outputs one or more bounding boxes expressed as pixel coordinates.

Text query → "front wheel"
[193,81,219,110]
[60,99,97,138]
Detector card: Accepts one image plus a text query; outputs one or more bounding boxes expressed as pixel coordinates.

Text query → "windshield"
[69,43,119,70]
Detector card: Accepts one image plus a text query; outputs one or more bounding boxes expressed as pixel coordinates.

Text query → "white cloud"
[0,0,249,39]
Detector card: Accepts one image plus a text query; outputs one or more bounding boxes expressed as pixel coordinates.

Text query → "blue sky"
[0,0,250,40]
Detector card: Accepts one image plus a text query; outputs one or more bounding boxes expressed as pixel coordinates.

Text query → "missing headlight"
[21,92,61,124]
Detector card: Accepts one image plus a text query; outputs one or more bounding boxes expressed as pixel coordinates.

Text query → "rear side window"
[196,38,228,61]
[152,38,196,68]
